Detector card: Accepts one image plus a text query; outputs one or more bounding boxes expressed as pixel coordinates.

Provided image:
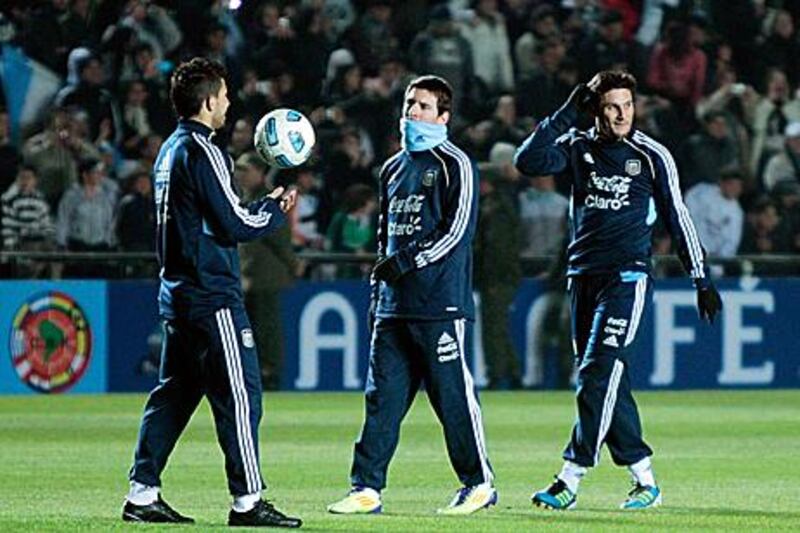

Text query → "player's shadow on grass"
[485,508,633,527]
[666,506,800,520]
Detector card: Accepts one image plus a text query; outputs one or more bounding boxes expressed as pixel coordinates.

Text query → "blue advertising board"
[0,281,107,394]
[1,277,798,394]
[507,277,799,389]
[281,280,372,391]
[106,281,161,393]
[281,277,800,391]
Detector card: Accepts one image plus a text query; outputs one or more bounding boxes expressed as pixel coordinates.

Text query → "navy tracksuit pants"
[129,306,265,497]
[351,318,493,491]
[563,273,654,468]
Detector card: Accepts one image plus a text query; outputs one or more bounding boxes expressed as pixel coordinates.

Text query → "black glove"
[695,281,722,324]
[566,83,596,114]
[373,255,404,283]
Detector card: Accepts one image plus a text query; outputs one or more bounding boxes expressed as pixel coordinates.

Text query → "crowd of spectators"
[1,0,800,280]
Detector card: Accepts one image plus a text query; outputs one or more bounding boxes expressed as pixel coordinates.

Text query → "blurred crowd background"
[1,0,800,283]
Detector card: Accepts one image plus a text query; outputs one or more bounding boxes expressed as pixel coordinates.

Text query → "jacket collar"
[589,126,637,145]
[178,118,214,139]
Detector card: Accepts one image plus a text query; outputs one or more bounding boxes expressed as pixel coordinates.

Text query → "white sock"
[557,461,587,494]
[127,481,159,506]
[628,457,656,487]
[232,491,261,512]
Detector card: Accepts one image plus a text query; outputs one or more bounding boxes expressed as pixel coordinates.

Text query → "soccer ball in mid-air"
[253,108,315,168]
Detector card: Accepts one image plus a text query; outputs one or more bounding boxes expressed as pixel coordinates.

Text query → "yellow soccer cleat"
[437,482,498,515]
[327,486,382,514]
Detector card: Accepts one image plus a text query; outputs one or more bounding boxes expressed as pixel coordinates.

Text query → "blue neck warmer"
[400,118,448,152]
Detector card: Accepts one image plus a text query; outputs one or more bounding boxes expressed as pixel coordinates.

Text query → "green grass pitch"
[1,390,798,531]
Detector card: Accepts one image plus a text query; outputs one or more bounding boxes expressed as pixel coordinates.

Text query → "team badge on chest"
[625,159,641,176]
[422,168,438,187]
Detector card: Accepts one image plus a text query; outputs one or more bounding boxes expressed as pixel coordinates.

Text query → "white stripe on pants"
[455,318,493,483]
[216,308,260,493]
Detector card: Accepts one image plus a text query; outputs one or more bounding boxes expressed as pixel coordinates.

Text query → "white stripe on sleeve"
[633,132,704,277]
[413,142,473,268]
[192,133,273,229]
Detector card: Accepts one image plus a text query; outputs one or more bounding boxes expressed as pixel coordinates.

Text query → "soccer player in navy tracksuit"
[122,58,301,528]
[327,76,496,516]
[514,71,722,510]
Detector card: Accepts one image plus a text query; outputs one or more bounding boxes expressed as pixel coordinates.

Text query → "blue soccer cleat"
[531,478,577,510]
[620,483,662,510]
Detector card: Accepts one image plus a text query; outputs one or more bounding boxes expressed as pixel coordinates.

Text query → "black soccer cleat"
[122,496,195,523]
[228,499,302,528]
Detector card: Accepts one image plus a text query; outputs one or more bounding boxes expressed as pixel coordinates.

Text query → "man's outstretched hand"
[267,186,297,213]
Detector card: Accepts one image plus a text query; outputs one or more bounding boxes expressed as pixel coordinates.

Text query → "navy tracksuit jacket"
[515,101,708,467]
[130,119,286,496]
[351,140,493,490]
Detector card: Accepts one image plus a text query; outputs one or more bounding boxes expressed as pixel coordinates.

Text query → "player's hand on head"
[567,83,596,114]
[586,74,602,93]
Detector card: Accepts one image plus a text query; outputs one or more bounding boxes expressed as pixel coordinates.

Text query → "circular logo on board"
[9,291,92,393]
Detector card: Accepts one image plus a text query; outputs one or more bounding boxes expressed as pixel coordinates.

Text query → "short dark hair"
[78,158,102,176]
[406,75,453,116]
[750,195,775,214]
[530,4,556,22]
[600,9,623,25]
[593,70,637,96]
[18,164,37,176]
[702,110,727,124]
[134,42,154,56]
[590,70,637,112]
[169,57,227,119]
[719,169,743,181]
[341,183,375,212]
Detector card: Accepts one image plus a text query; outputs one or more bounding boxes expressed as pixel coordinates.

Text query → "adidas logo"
[437,343,458,354]
[437,332,459,362]
[603,335,619,348]
[438,351,459,362]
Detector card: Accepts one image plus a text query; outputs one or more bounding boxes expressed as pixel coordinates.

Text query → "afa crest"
[422,168,438,187]
[625,159,641,176]
[242,328,255,349]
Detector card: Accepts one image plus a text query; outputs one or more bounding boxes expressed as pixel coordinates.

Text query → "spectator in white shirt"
[763,121,800,191]
[684,170,744,258]
[518,173,568,258]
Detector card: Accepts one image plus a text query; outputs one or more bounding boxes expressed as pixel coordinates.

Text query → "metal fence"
[0,250,798,280]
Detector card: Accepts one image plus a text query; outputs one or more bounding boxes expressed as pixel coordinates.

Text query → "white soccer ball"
[253,108,316,168]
